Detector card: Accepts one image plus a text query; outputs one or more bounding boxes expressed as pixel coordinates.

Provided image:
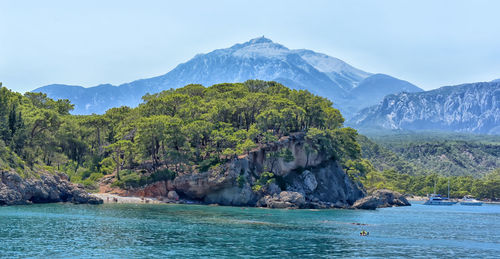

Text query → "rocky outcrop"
[115,133,381,209]
[126,181,168,198]
[352,189,410,210]
[0,171,103,205]
[256,191,306,209]
[167,190,179,201]
[170,133,365,208]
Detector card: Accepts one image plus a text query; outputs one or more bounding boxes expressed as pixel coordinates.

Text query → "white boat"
[424,194,457,205]
[424,179,457,206]
[460,196,483,206]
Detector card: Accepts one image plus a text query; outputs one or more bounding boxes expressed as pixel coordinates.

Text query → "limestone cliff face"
[350,82,500,134]
[171,133,365,208]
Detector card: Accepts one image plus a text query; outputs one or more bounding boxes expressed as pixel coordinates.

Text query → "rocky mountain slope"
[338,73,422,118]
[33,37,421,117]
[350,81,500,134]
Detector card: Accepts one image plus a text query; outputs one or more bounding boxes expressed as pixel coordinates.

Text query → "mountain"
[34,37,422,116]
[338,74,422,118]
[350,81,500,134]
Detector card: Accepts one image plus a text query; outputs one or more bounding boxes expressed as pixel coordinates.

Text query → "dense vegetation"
[355,135,500,199]
[357,135,423,175]
[1,81,498,200]
[357,167,500,200]
[0,81,359,190]
[366,133,499,177]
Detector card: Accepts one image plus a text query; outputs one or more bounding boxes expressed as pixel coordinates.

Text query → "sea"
[0,202,499,258]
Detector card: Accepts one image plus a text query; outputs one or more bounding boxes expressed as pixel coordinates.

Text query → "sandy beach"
[91,193,164,204]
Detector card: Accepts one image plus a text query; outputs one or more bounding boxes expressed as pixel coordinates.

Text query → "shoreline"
[90,193,202,205]
[91,193,164,204]
[406,195,500,204]
[91,193,500,206]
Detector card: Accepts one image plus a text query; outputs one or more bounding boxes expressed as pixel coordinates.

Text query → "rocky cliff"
[350,81,500,134]
[126,133,366,209]
[0,171,102,205]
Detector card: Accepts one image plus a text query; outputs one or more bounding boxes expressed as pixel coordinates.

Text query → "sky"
[1,0,500,93]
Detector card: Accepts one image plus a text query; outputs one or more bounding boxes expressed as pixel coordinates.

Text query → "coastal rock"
[264,183,281,195]
[123,133,366,209]
[127,181,168,198]
[279,191,306,206]
[205,185,255,206]
[0,171,103,205]
[167,190,180,201]
[257,191,306,209]
[285,161,365,205]
[352,189,410,210]
[166,180,175,191]
[301,170,317,194]
[172,159,247,199]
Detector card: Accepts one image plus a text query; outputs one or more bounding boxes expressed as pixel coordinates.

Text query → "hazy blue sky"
[1,0,499,92]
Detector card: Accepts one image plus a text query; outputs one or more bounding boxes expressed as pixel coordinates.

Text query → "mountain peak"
[227,37,289,58]
[247,36,273,45]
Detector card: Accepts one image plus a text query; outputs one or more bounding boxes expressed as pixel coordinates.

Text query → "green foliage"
[357,160,500,199]
[112,168,176,189]
[344,159,375,180]
[364,133,499,177]
[357,135,422,175]
[252,172,276,192]
[252,184,263,192]
[237,139,257,155]
[357,134,500,199]
[0,81,359,190]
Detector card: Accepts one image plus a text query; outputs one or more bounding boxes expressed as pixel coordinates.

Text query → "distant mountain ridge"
[350,81,500,134]
[34,37,422,116]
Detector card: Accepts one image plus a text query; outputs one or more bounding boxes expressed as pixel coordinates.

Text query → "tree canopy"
[0,80,497,200]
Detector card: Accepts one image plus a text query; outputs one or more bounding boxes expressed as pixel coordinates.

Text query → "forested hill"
[356,135,499,198]
[358,134,500,177]
[0,80,361,188]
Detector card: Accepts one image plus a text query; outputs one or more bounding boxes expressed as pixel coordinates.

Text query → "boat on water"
[423,194,457,205]
[460,196,483,206]
[424,179,457,205]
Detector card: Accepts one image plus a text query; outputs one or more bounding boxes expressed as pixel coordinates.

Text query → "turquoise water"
[1,202,499,258]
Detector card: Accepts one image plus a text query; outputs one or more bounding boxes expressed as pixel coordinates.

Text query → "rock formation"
[107,134,412,210]
[130,132,365,209]
[0,171,103,205]
[351,81,500,134]
[352,189,410,210]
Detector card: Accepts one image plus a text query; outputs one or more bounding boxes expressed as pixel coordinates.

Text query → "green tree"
[105,140,133,180]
